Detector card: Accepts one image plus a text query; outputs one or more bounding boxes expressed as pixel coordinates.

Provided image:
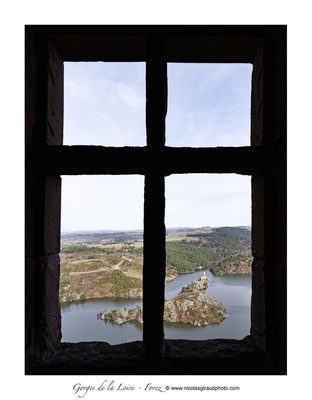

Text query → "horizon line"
[61,224,251,235]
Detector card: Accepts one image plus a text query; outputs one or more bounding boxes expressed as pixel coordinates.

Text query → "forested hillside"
[166,227,252,276]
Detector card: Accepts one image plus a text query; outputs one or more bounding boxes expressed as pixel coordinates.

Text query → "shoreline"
[60,268,252,306]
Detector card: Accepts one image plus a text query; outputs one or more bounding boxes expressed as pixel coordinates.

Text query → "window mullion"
[143,36,167,359]
[146,36,167,147]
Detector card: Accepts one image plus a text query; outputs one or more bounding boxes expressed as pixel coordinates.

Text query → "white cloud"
[166,63,252,147]
[61,174,250,232]
[62,63,252,231]
[165,174,251,228]
[64,62,146,146]
[61,175,144,232]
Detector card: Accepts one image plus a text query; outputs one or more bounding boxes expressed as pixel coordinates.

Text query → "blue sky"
[64,62,146,146]
[167,63,252,147]
[62,62,252,232]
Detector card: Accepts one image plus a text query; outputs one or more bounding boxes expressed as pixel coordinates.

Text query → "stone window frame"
[25,25,286,374]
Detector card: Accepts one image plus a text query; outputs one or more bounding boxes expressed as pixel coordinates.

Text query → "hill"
[59,226,252,303]
[166,228,252,276]
[213,226,251,239]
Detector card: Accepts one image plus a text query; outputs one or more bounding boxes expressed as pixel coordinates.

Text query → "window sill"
[26,335,276,375]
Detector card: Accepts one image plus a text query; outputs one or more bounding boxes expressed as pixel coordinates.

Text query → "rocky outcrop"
[97,273,228,326]
[164,273,228,326]
[98,305,143,325]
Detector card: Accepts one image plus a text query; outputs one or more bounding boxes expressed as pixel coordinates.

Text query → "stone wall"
[251,29,287,373]
[25,28,63,369]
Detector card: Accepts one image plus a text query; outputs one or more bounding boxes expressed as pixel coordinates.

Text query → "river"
[61,268,251,344]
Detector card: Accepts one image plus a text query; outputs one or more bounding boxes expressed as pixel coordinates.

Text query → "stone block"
[251,258,265,350]
[39,254,62,347]
[43,174,61,255]
[270,162,286,264]
[25,165,37,257]
[46,41,64,145]
[26,255,61,369]
[25,28,40,146]
[251,45,263,146]
[270,31,286,144]
[25,257,36,359]
[252,174,265,259]
[266,262,286,368]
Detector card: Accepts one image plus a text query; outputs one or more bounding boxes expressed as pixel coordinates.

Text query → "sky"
[61,62,252,232]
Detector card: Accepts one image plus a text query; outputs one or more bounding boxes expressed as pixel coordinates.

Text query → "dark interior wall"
[251,44,266,350]
[251,28,287,373]
[25,29,63,368]
[262,28,287,373]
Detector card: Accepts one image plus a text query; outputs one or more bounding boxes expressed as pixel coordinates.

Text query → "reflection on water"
[61,298,142,344]
[61,269,251,343]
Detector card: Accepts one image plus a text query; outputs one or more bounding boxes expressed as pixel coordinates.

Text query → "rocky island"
[97,273,228,326]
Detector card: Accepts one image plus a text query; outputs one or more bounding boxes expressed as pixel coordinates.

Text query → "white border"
[1,1,311,398]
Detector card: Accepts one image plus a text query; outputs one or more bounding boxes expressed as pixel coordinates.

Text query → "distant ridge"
[61,229,143,237]
[213,226,251,240]
[61,226,252,249]
[62,226,251,238]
